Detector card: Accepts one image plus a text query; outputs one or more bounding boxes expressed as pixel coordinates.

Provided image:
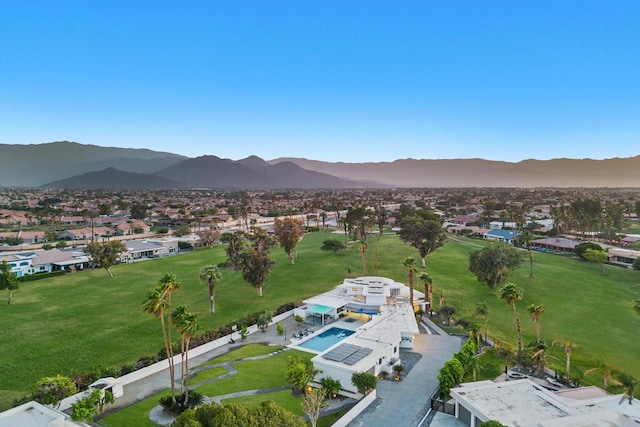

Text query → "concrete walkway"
[347,329,462,427]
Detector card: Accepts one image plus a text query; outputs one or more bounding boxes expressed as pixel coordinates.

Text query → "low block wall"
[331,389,377,427]
[58,310,294,411]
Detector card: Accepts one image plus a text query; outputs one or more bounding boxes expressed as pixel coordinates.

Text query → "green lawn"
[462,348,509,382]
[201,343,285,366]
[188,366,229,384]
[222,389,304,416]
[99,390,171,427]
[429,237,640,385]
[1,231,639,411]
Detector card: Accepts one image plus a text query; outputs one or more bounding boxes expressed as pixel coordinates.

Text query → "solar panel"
[343,347,373,365]
[322,343,373,366]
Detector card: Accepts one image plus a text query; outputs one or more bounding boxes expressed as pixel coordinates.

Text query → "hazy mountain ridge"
[2,141,639,188]
[0,141,186,186]
[270,156,640,187]
[43,167,184,190]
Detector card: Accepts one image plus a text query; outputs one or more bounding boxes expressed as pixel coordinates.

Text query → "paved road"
[347,331,462,427]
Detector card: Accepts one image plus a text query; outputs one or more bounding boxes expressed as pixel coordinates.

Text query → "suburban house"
[0,249,90,277]
[530,237,579,254]
[0,400,82,427]
[448,379,640,427]
[607,247,640,267]
[292,276,421,394]
[118,239,179,263]
[58,227,114,241]
[620,235,640,247]
[58,216,86,225]
[452,214,480,226]
[483,229,518,244]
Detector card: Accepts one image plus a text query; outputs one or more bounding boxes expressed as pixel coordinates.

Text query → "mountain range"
[1,141,639,188]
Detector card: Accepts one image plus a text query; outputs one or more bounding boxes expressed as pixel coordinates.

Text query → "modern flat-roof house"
[449,379,640,427]
[292,276,421,395]
[0,400,82,427]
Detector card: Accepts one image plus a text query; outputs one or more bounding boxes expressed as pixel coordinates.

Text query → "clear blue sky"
[2,1,639,162]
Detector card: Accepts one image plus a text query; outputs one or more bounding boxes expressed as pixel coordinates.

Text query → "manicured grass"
[194,349,312,396]
[222,389,303,416]
[462,348,509,382]
[2,230,639,410]
[429,237,640,386]
[98,390,171,427]
[201,343,285,366]
[0,231,413,409]
[317,406,354,427]
[188,366,229,384]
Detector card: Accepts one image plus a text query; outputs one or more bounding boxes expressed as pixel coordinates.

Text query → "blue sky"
[2,1,639,162]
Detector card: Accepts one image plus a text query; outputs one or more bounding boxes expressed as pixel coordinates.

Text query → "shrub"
[574,242,602,259]
[320,376,342,398]
[277,322,285,335]
[18,270,66,282]
[159,391,204,415]
[632,258,640,271]
[351,372,377,395]
[35,375,78,407]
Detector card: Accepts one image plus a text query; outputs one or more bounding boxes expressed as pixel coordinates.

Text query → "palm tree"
[498,282,524,365]
[616,372,636,405]
[419,272,433,315]
[142,287,175,402]
[527,304,545,344]
[359,240,368,275]
[475,302,489,344]
[198,265,222,314]
[402,257,417,309]
[520,229,535,277]
[172,305,199,401]
[553,338,579,385]
[466,356,484,382]
[585,360,612,390]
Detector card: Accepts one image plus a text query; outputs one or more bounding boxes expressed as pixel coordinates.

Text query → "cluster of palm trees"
[142,273,199,404]
[549,200,628,241]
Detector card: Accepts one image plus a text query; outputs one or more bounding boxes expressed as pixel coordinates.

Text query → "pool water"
[297,327,355,352]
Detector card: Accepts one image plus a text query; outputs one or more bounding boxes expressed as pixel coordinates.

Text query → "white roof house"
[0,400,82,427]
[449,379,640,427]
[293,276,421,395]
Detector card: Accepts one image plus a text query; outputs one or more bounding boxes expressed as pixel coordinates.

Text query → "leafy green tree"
[397,216,446,267]
[70,388,114,422]
[574,242,602,259]
[321,239,346,255]
[220,231,245,271]
[583,248,608,274]
[130,203,148,220]
[286,356,319,393]
[351,372,377,395]
[469,242,523,292]
[479,421,508,427]
[527,304,545,344]
[257,310,273,331]
[237,228,277,296]
[437,305,456,325]
[0,260,19,304]
[35,375,78,408]
[273,217,304,264]
[402,256,417,307]
[55,240,67,249]
[199,265,222,314]
[84,240,126,278]
[41,243,54,250]
[302,387,328,427]
[633,258,640,271]
[438,358,464,399]
[319,376,341,398]
[498,282,524,364]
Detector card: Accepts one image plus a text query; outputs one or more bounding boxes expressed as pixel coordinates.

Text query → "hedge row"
[18,270,66,282]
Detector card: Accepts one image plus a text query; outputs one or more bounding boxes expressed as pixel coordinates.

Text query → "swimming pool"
[297,327,355,352]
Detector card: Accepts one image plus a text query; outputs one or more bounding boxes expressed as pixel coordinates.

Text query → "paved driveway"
[347,333,462,427]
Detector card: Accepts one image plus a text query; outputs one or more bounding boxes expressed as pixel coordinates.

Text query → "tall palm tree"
[359,240,368,275]
[402,257,417,308]
[466,355,483,382]
[527,304,545,344]
[553,338,579,384]
[199,265,222,314]
[498,282,524,364]
[142,287,175,402]
[172,305,199,401]
[475,302,489,344]
[520,229,535,277]
[419,272,433,315]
